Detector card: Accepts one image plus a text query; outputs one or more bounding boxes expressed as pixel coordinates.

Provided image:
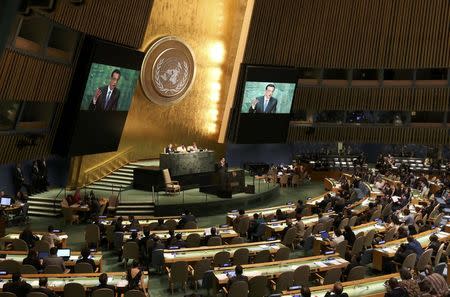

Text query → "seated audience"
[126,261,145,291]
[41,225,60,248]
[227,265,248,287]
[91,273,116,296]
[22,250,43,272]
[406,235,424,256]
[19,225,38,248]
[3,272,32,297]
[343,225,356,245]
[203,227,221,245]
[275,208,287,221]
[301,286,311,297]
[30,277,57,297]
[170,233,186,248]
[76,247,96,272]
[384,277,409,297]
[153,219,167,230]
[324,282,349,297]
[43,247,66,272]
[178,210,197,228]
[399,268,421,297]
[422,265,448,296]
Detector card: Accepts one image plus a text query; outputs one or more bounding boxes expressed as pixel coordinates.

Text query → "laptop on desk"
[56,248,71,261]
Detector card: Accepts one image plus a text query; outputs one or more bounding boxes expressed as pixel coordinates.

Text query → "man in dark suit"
[91,273,116,296]
[248,83,278,113]
[43,247,66,272]
[30,277,57,297]
[227,265,248,287]
[3,272,32,297]
[89,69,121,111]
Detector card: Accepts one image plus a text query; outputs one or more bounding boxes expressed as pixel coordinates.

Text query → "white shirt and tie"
[104,86,113,109]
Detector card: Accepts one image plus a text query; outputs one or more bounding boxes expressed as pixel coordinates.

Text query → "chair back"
[123,242,140,261]
[192,259,211,281]
[335,240,348,258]
[34,240,50,253]
[0,260,20,274]
[416,249,433,271]
[213,251,230,267]
[229,281,248,297]
[347,265,366,281]
[43,265,63,274]
[74,262,94,273]
[124,290,146,297]
[248,275,268,297]
[163,169,172,184]
[11,239,28,252]
[351,235,364,256]
[0,293,17,297]
[370,209,381,221]
[185,233,201,248]
[237,217,250,237]
[381,203,393,218]
[348,216,358,227]
[293,265,310,286]
[171,261,189,283]
[253,249,271,263]
[338,218,349,230]
[303,236,315,256]
[183,221,197,229]
[323,267,342,285]
[433,213,444,226]
[435,243,445,266]
[384,228,396,242]
[402,253,417,270]
[85,224,100,246]
[92,288,114,297]
[207,236,222,246]
[364,229,376,248]
[64,282,85,297]
[275,271,294,293]
[281,228,297,249]
[230,237,245,245]
[274,247,290,261]
[27,292,48,297]
[434,262,447,275]
[151,249,164,271]
[113,232,124,252]
[233,248,249,265]
[20,264,38,274]
[165,219,178,230]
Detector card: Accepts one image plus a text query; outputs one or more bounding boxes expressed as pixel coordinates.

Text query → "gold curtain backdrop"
[70,0,249,187]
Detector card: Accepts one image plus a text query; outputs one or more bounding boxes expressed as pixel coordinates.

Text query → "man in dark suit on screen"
[248,83,278,113]
[89,69,121,111]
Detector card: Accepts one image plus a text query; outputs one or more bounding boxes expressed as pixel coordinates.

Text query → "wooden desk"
[282,273,399,297]
[362,182,383,198]
[265,213,334,234]
[213,254,348,285]
[163,240,285,264]
[324,178,341,192]
[304,192,333,215]
[0,272,148,294]
[0,232,68,248]
[312,222,386,255]
[0,250,103,272]
[348,197,375,215]
[372,229,450,271]
[100,216,181,227]
[226,205,296,225]
[123,227,238,242]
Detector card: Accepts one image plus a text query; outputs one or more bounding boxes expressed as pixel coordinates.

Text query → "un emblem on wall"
[141,36,195,106]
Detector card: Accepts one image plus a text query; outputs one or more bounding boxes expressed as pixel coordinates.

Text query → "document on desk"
[314,261,328,268]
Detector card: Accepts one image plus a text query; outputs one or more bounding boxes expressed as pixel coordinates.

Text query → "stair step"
[86,185,124,191]
[116,210,154,215]
[100,178,132,184]
[122,165,140,169]
[28,211,60,217]
[28,200,59,206]
[117,168,134,173]
[110,171,134,177]
[102,175,133,182]
[28,196,60,202]
[117,205,154,209]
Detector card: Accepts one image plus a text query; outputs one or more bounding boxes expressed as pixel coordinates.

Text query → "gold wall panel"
[71,0,249,186]
[245,0,450,68]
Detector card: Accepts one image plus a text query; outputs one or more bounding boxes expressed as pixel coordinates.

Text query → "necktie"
[105,90,112,108]
[264,100,268,112]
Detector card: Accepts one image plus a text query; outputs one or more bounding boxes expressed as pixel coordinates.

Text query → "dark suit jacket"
[88,85,120,111]
[248,96,278,113]
[43,255,65,271]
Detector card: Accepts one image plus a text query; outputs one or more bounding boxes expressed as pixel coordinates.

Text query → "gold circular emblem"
[140,36,195,106]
